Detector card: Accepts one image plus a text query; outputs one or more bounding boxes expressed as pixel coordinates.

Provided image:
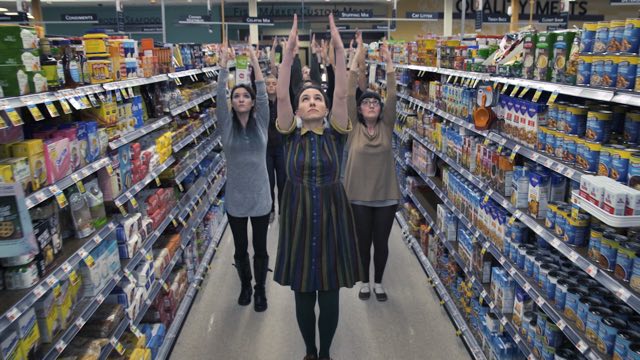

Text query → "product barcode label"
[535,296,545,306]
[576,340,589,353]
[75,317,86,329]
[33,285,46,298]
[556,319,566,330]
[61,262,72,274]
[500,317,507,326]
[586,265,598,277]
[5,307,20,322]
[616,287,632,302]
[523,283,531,292]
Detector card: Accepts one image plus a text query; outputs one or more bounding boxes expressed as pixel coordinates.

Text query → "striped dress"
[273,121,364,292]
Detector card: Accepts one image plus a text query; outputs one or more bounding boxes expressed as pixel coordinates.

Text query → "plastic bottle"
[85,180,107,229]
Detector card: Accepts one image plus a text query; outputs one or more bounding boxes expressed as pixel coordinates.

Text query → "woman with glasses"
[343,33,401,302]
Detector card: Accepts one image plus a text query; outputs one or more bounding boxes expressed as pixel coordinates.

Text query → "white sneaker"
[374,284,388,302]
[358,283,370,300]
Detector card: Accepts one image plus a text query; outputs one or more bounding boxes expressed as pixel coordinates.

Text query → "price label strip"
[51,185,68,208]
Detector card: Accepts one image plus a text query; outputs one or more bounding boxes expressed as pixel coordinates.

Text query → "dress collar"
[301,126,325,135]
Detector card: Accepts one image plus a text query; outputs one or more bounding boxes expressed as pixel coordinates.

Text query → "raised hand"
[328,13,344,51]
[380,37,392,64]
[284,14,298,62]
[219,41,231,68]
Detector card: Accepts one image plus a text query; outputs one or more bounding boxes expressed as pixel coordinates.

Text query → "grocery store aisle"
[170,216,471,360]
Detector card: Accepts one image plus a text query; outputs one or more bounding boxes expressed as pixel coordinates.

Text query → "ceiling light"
[27,13,34,18]
[0,7,7,11]
[4,12,18,15]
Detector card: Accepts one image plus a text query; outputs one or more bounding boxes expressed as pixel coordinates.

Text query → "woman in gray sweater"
[216,43,272,312]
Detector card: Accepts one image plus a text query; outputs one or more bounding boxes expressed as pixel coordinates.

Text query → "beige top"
[343,69,401,203]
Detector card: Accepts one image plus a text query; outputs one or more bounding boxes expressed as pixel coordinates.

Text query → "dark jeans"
[266,145,286,214]
[351,204,397,283]
[227,213,270,262]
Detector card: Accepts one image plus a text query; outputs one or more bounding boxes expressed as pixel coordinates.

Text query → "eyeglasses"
[362,99,381,107]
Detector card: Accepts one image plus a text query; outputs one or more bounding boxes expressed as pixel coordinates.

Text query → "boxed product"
[0,49,40,71]
[528,170,550,219]
[0,26,38,50]
[55,281,73,330]
[81,304,125,338]
[98,153,123,202]
[0,66,29,97]
[15,308,40,359]
[79,238,121,297]
[0,329,23,360]
[118,144,133,190]
[43,137,71,184]
[0,158,32,195]
[32,216,61,276]
[34,291,59,344]
[10,139,47,191]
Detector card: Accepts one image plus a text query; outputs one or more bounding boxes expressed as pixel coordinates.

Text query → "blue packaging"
[613,330,640,360]
[564,135,578,165]
[581,24,597,53]
[598,317,628,356]
[616,55,637,90]
[537,128,547,152]
[544,320,562,348]
[577,55,593,86]
[576,296,602,332]
[545,270,560,300]
[586,307,614,344]
[564,286,588,321]
[629,343,640,360]
[545,130,556,156]
[525,250,536,277]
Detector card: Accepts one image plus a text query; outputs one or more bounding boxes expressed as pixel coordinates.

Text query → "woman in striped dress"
[273,14,364,360]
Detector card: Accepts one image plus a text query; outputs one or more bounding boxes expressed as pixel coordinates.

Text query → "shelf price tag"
[120,88,129,100]
[177,182,185,192]
[508,216,517,225]
[172,218,178,227]
[483,138,491,146]
[106,164,114,176]
[127,87,135,98]
[518,87,529,98]
[115,89,123,102]
[130,197,138,208]
[84,254,96,268]
[88,94,99,107]
[616,287,632,302]
[483,195,490,204]
[130,324,143,338]
[509,145,521,162]
[501,84,509,94]
[113,340,125,355]
[44,101,59,118]
[69,270,79,285]
[97,92,106,103]
[547,91,559,105]
[532,90,543,103]
[510,85,520,97]
[75,179,86,193]
[59,98,73,114]
[51,185,68,208]
[155,177,161,186]
[586,264,598,278]
[4,108,24,126]
[118,204,128,217]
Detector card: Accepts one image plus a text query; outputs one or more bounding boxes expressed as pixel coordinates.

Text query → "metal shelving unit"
[395,212,487,360]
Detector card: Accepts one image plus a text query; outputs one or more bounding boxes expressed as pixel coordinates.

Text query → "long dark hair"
[230,83,256,128]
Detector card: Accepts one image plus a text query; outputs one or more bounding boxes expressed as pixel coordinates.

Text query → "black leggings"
[351,204,397,283]
[227,213,270,262]
[295,290,340,359]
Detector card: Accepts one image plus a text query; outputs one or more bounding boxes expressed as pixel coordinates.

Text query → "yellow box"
[0,157,32,194]
[36,302,59,344]
[56,286,73,330]
[17,315,40,359]
[130,348,152,360]
[11,139,46,190]
[1,330,25,360]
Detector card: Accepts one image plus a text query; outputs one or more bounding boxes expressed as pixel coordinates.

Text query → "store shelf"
[0,85,106,112]
[174,136,221,184]
[0,66,223,113]
[407,161,603,359]
[378,61,640,105]
[173,116,216,153]
[170,93,215,117]
[395,212,487,360]
[571,190,640,228]
[42,271,123,360]
[26,157,111,209]
[0,221,117,336]
[102,74,170,91]
[396,92,584,183]
[177,158,225,223]
[113,156,176,208]
[394,152,408,170]
[155,215,228,360]
[405,189,532,357]
[108,116,173,150]
[100,186,227,360]
[406,127,640,317]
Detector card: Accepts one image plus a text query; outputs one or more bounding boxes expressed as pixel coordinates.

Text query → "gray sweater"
[216,68,272,217]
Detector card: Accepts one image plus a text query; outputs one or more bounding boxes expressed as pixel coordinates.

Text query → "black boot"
[234,257,252,306]
[253,256,269,312]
